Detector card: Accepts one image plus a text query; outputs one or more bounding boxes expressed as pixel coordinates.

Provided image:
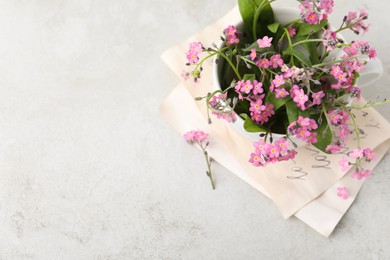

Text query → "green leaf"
[242,43,274,53]
[238,0,275,42]
[243,74,256,81]
[296,19,328,37]
[312,114,333,152]
[285,100,299,124]
[265,92,290,111]
[267,22,280,33]
[352,71,360,86]
[283,48,312,67]
[241,113,267,133]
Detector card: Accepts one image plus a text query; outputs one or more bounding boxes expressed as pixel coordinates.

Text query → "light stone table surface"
[0,0,389,259]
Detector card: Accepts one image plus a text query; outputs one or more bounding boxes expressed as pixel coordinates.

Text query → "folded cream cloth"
[160,6,390,237]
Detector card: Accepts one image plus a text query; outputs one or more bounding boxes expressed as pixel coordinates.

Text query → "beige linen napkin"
[160,6,390,236]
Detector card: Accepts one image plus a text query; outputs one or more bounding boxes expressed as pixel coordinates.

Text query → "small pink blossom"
[351,168,372,180]
[328,110,349,126]
[240,80,253,94]
[289,85,300,99]
[337,124,350,141]
[312,91,325,105]
[330,65,342,77]
[337,186,349,200]
[338,156,350,171]
[224,25,237,36]
[287,26,296,37]
[250,48,257,61]
[275,88,289,98]
[249,153,265,167]
[271,75,285,89]
[349,148,363,159]
[256,58,270,69]
[249,99,265,114]
[368,49,377,59]
[363,148,376,161]
[186,52,199,64]
[269,54,284,68]
[306,12,319,24]
[292,88,309,110]
[257,36,273,48]
[275,138,290,153]
[188,42,203,55]
[227,36,239,45]
[253,80,264,95]
[326,144,342,154]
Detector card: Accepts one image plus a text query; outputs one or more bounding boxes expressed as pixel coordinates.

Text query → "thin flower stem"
[348,99,390,110]
[285,19,300,27]
[217,50,242,80]
[290,39,325,48]
[193,46,230,72]
[283,28,295,66]
[322,103,335,132]
[312,54,363,68]
[334,21,360,34]
[252,0,275,40]
[346,109,361,148]
[284,28,293,46]
[200,142,215,190]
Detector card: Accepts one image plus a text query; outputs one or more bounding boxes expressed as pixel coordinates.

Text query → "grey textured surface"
[0,0,389,259]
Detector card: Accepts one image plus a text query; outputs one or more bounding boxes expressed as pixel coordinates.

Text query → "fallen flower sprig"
[183,130,215,189]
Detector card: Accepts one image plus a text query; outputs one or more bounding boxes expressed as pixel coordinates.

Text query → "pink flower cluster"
[325,110,350,154]
[326,41,376,93]
[288,116,318,144]
[298,0,334,24]
[255,54,284,69]
[209,93,237,123]
[234,79,275,124]
[338,148,376,179]
[183,130,208,143]
[224,25,240,45]
[186,42,203,64]
[290,85,309,110]
[249,138,297,167]
[345,9,369,34]
[344,41,376,60]
[349,148,376,161]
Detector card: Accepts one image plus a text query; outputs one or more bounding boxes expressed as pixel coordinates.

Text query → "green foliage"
[241,113,267,132]
[265,92,290,111]
[267,22,280,33]
[238,0,275,42]
[283,48,312,67]
[285,100,299,124]
[312,114,333,152]
[243,74,256,81]
[296,19,328,37]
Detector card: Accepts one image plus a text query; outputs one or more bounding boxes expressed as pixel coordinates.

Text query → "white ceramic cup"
[211,7,383,143]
